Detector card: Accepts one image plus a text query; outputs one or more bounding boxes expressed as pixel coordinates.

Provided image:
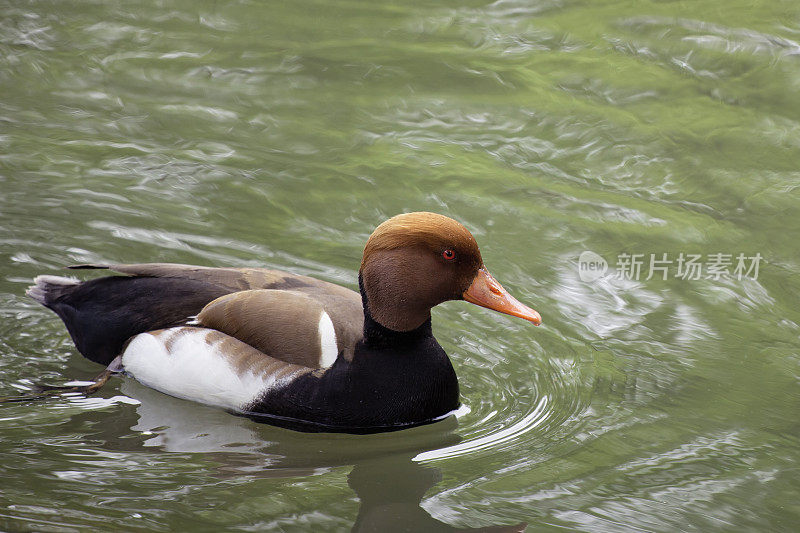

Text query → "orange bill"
[463,267,542,325]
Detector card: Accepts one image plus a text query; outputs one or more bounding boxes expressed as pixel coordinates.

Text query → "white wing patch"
[121,327,300,411]
[317,311,338,368]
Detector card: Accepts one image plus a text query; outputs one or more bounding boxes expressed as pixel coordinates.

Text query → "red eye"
[442,249,456,261]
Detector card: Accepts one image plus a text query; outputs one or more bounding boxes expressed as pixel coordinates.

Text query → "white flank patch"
[317,311,338,368]
[121,328,292,411]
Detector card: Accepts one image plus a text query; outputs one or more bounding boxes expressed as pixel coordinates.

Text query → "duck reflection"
[348,456,526,533]
[77,380,525,532]
[121,379,461,466]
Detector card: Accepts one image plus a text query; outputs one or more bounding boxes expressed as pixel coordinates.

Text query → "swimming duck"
[26,212,541,433]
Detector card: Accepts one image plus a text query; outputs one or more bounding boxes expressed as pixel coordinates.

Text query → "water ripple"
[415,396,550,461]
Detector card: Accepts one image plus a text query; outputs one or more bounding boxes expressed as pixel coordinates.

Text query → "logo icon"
[578,251,607,282]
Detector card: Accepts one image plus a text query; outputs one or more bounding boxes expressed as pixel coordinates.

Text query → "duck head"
[360,212,542,332]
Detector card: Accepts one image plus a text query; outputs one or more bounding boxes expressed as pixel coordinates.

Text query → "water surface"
[2,0,799,531]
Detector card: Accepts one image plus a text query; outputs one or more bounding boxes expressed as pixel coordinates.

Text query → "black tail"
[27,274,232,365]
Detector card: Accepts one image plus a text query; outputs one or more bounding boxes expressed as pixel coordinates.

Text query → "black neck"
[359,273,433,348]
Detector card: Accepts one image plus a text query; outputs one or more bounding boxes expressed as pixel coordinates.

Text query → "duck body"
[248,315,459,432]
[27,213,540,433]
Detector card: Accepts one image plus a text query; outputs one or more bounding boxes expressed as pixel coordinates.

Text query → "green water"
[2,0,799,530]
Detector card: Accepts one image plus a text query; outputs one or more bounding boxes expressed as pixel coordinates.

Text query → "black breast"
[246,319,461,433]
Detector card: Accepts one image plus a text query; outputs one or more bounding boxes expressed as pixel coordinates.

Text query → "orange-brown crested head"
[362,212,482,272]
[360,212,540,332]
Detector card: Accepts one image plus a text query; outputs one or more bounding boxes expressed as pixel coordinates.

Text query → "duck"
[25,212,541,433]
